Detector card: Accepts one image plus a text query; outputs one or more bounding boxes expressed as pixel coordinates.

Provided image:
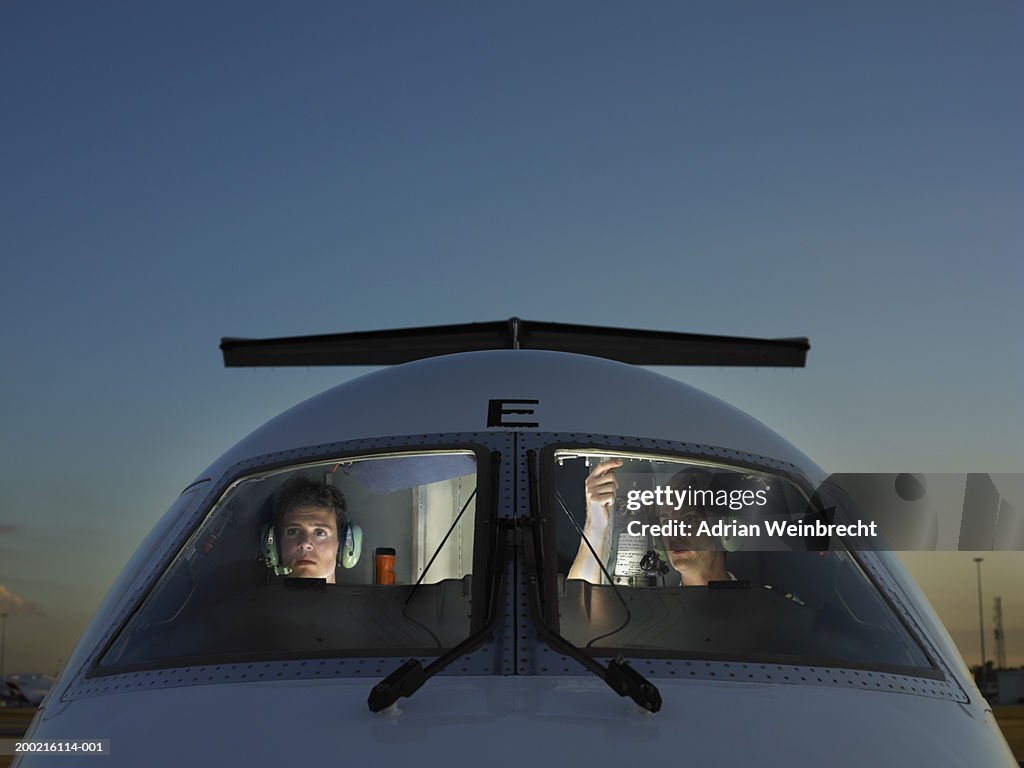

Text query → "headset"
[261,520,362,576]
[260,472,363,576]
[607,466,770,586]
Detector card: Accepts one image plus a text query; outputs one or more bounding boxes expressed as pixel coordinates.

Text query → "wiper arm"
[368,523,508,712]
[368,453,506,712]
[522,450,661,713]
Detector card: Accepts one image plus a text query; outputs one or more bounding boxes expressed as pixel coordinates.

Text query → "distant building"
[995,670,1024,705]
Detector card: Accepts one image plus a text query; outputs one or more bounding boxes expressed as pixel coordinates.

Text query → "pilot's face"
[659,507,721,574]
[279,505,339,583]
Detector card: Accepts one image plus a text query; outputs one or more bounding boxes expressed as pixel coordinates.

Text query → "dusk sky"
[1,2,1021,674]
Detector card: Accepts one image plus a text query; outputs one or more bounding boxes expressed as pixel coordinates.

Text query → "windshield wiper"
[368,449,662,714]
[368,452,506,712]
[396,487,478,648]
[522,450,661,713]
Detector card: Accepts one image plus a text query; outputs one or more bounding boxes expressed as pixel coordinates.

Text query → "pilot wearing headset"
[271,477,350,583]
[568,460,731,586]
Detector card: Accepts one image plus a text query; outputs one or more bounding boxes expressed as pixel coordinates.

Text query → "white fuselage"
[17,352,1016,767]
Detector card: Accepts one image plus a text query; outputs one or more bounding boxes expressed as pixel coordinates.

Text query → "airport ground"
[1,705,1023,766]
[998,706,1024,762]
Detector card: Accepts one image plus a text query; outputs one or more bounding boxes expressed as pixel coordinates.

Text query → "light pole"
[0,612,8,681]
[973,557,985,690]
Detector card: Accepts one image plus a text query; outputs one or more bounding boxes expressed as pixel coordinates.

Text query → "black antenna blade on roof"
[220,318,809,368]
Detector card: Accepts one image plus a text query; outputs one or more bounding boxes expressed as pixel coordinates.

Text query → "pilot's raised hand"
[583,458,624,532]
[568,458,623,582]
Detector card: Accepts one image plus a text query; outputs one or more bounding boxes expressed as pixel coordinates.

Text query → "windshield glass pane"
[550,450,932,672]
[99,450,480,672]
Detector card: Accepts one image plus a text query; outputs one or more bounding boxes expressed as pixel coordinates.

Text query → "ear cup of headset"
[339,523,363,569]
[721,529,743,552]
[260,524,288,574]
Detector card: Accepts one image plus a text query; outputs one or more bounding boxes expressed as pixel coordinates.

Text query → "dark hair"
[664,468,747,502]
[272,477,348,537]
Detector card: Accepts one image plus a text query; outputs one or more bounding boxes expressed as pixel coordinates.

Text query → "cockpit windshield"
[96,444,935,680]
[548,449,933,674]
[98,450,482,673]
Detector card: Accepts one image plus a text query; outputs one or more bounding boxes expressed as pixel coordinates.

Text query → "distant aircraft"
[1,674,54,707]
[14,320,1017,766]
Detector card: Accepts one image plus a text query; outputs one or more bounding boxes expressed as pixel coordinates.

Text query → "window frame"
[537,441,943,679]
[89,441,497,678]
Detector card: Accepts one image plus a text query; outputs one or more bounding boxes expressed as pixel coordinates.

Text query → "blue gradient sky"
[1,2,1021,673]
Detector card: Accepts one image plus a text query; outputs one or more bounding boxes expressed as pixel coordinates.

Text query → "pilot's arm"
[567,459,623,583]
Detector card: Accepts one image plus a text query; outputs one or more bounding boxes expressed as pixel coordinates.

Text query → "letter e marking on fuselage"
[487,398,540,428]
